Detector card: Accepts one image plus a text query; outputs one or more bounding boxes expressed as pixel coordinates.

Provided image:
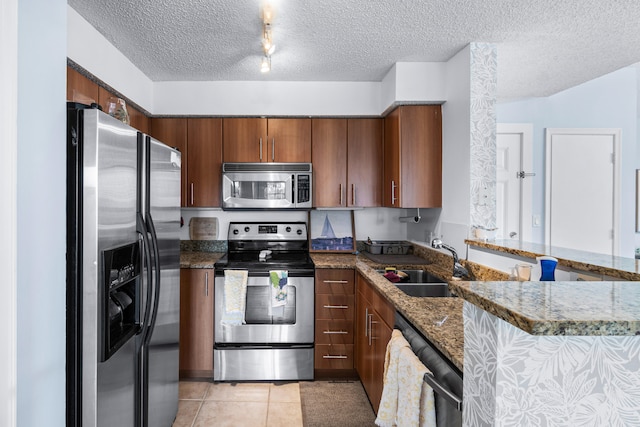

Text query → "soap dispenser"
[537,256,558,281]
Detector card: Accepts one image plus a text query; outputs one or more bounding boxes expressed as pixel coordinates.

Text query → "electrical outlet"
[532,214,541,227]
[478,186,489,206]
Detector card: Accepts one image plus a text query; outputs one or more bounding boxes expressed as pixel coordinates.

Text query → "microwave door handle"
[292,174,295,205]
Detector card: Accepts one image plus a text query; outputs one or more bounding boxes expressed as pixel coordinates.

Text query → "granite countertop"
[182,246,507,371]
[312,251,465,371]
[449,280,640,336]
[467,238,640,281]
[180,251,225,268]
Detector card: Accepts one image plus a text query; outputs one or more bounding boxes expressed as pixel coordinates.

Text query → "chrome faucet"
[431,238,469,279]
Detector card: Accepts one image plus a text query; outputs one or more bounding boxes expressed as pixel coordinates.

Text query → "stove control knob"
[233,229,239,235]
[285,226,292,233]
[296,229,303,235]
[244,226,250,232]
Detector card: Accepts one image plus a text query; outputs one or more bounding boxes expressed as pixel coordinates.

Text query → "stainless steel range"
[213,222,315,381]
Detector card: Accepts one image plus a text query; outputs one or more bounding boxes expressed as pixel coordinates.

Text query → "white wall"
[179,208,408,243]
[497,66,638,257]
[440,46,472,249]
[17,0,67,425]
[153,80,382,116]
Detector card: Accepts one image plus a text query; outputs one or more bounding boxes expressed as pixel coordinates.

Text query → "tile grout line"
[189,399,204,427]
[189,382,210,427]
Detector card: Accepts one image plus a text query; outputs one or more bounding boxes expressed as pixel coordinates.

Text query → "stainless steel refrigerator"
[66,103,181,427]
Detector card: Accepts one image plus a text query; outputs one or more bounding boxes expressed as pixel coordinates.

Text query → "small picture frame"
[309,210,356,253]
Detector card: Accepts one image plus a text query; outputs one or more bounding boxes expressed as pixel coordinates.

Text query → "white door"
[545,128,620,256]
[496,124,533,241]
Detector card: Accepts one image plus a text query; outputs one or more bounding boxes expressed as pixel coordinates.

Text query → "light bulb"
[261,56,271,73]
[262,3,274,24]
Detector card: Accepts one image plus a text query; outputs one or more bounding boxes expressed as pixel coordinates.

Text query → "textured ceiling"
[68,0,640,99]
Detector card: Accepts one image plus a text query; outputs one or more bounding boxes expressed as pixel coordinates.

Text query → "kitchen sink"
[394,283,452,297]
[375,269,444,283]
[375,269,453,297]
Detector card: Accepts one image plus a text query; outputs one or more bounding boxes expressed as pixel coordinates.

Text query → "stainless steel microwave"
[221,163,312,210]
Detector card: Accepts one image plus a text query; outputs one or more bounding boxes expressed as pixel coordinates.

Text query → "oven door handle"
[323,305,349,309]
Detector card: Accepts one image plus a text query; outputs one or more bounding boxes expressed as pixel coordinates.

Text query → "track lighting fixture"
[260,2,275,72]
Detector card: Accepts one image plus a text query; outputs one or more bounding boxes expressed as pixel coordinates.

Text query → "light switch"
[532,214,541,227]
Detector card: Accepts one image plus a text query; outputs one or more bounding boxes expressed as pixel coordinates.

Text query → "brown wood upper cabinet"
[67,67,149,133]
[312,118,383,207]
[383,105,442,208]
[150,118,188,206]
[223,118,311,163]
[186,118,223,207]
[150,118,223,208]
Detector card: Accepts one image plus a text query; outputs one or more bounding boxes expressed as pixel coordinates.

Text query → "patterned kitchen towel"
[222,269,248,325]
[375,329,411,427]
[269,270,288,307]
[396,347,435,427]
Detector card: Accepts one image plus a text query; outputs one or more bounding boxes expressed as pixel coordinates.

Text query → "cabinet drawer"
[315,344,354,370]
[315,319,354,345]
[315,269,355,294]
[315,295,355,320]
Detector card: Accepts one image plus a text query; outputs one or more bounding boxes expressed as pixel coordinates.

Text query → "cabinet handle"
[272,138,275,161]
[204,272,209,297]
[259,138,263,161]
[367,313,373,346]
[339,184,343,206]
[352,184,356,206]
[323,305,349,309]
[323,330,348,335]
[364,308,369,337]
[322,355,348,359]
[190,183,194,206]
[391,180,397,205]
[322,280,349,284]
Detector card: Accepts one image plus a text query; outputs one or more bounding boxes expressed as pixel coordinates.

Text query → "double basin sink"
[375,269,453,297]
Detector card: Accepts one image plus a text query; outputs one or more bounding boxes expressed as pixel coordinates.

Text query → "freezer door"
[142,136,182,426]
[72,108,139,427]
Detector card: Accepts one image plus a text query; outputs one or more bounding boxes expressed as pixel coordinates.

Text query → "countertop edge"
[466,239,640,281]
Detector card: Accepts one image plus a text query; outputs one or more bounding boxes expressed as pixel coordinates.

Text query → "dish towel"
[375,330,437,427]
[269,270,288,307]
[222,269,248,325]
[375,329,411,427]
[397,347,436,427]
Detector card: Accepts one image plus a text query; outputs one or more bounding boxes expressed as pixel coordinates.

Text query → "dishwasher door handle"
[423,372,463,412]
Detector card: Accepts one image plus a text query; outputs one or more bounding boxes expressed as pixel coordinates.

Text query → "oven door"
[221,171,294,209]
[214,274,314,344]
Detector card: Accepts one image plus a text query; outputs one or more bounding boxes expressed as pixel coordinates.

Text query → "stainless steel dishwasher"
[395,313,463,427]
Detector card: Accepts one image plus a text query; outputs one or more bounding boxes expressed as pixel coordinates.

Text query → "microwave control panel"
[296,174,310,203]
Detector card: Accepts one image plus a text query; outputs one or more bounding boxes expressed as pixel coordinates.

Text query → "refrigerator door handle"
[144,212,162,346]
[137,212,153,334]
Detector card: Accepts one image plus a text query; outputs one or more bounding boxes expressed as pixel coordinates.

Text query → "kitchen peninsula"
[450,278,640,426]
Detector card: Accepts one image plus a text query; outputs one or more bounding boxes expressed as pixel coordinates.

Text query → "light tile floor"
[173,381,303,427]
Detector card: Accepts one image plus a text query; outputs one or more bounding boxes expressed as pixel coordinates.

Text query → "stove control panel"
[228,222,308,241]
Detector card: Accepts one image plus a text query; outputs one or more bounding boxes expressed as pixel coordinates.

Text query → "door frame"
[544,128,621,255]
[496,123,533,242]
[1,0,18,425]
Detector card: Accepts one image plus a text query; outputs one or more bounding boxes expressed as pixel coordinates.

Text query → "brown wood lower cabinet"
[179,268,214,378]
[314,269,356,376]
[355,272,394,414]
